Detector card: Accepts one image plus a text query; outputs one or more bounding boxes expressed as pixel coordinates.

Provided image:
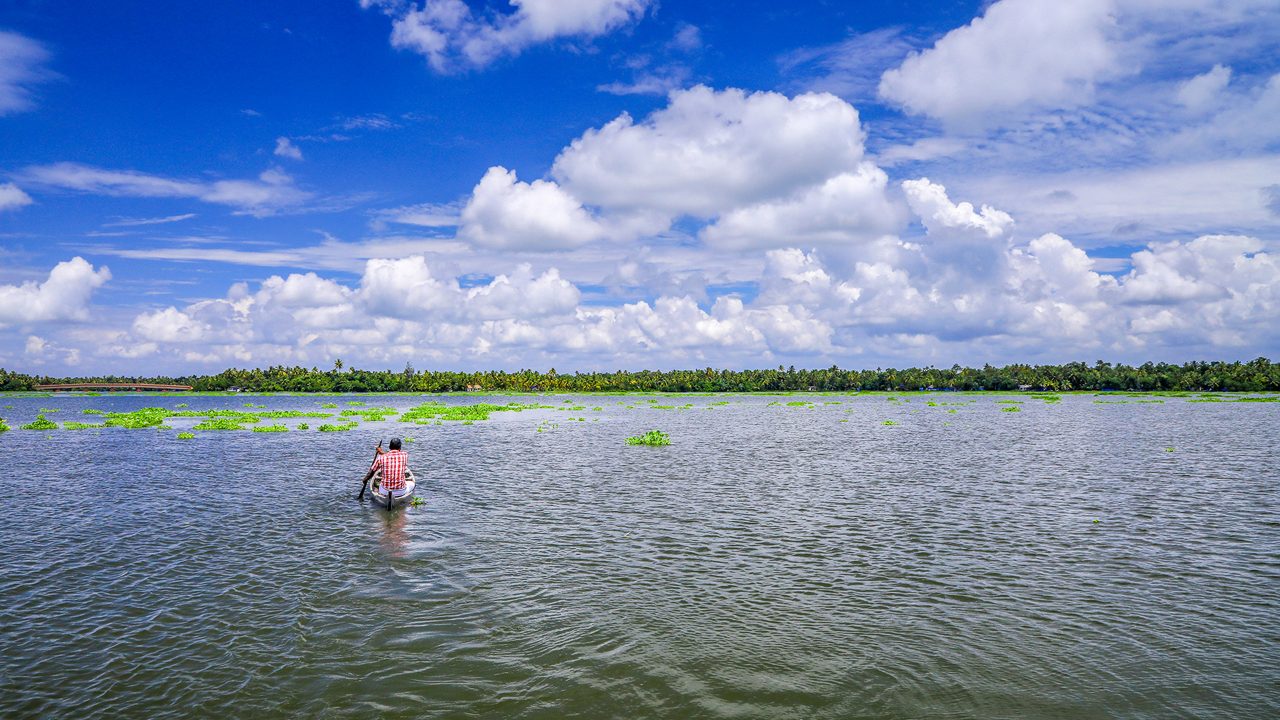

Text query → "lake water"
[1,392,1277,719]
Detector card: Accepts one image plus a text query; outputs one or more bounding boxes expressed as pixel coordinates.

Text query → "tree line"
[0,358,1277,392]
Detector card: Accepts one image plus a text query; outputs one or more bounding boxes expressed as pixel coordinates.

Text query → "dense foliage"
[1,358,1278,393]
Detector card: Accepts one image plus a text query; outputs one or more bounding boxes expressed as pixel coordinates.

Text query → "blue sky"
[1,0,1278,373]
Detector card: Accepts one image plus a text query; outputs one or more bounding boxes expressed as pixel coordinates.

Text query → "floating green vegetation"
[346,401,366,406]
[948,409,958,414]
[592,406,603,411]
[243,403,256,408]
[996,400,1024,405]
[297,423,309,430]
[786,401,812,407]
[882,420,897,426]
[1233,396,1279,402]
[400,401,541,424]
[192,418,246,431]
[626,429,671,446]
[38,408,60,413]
[21,415,59,430]
[83,408,103,415]
[318,422,358,432]
[320,402,339,408]
[650,405,676,410]
[710,401,730,406]
[0,417,8,432]
[1166,446,1175,452]
[253,424,288,433]
[177,432,195,440]
[175,403,189,408]
[409,496,426,507]
[839,418,849,423]
[62,421,104,430]
[102,407,176,429]
[341,407,399,421]
[1001,406,1021,413]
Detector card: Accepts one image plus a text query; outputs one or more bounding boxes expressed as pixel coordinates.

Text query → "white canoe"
[370,468,417,509]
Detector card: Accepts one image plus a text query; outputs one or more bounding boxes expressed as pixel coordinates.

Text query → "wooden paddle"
[357,440,383,500]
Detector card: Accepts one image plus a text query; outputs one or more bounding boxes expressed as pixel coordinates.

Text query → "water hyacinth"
[177,432,195,440]
[21,414,58,430]
[193,418,246,431]
[626,430,671,446]
[252,424,288,433]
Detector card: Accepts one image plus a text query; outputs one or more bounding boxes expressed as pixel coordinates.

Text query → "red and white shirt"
[373,449,408,491]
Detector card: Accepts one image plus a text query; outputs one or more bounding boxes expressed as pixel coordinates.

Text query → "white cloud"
[701,164,903,251]
[133,307,211,343]
[0,182,34,212]
[367,0,651,72]
[1177,64,1232,111]
[102,213,196,227]
[902,178,1014,240]
[458,166,604,250]
[0,257,111,328]
[879,0,1118,125]
[0,30,53,116]
[24,335,46,356]
[273,137,304,160]
[21,163,311,217]
[553,86,867,219]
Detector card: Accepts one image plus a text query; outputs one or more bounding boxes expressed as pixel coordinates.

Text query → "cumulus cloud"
[273,137,304,160]
[553,85,867,219]
[458,166,604,250]
[0,30,54,116]
[365,0,651,72]
[879,0,1117,125]
[0,257,111,328]
[20,163,311,217]
[0,182,34,212]
[701,164,903,251]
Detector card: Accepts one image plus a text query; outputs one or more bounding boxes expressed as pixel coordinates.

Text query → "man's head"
[389,437,402,450]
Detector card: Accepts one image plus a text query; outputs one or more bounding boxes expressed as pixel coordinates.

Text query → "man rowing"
[362,437,409,500]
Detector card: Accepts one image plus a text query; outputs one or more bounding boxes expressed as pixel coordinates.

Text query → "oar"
[357,440,383,501]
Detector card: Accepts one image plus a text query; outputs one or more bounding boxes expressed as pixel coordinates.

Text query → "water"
[1,393,1277,718]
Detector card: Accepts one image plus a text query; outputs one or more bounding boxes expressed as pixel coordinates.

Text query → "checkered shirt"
[373,449,408,491]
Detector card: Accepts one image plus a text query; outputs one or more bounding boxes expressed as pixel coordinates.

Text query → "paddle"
[357,440,383,501]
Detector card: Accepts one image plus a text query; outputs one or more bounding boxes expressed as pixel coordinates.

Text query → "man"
[364,437,409,498]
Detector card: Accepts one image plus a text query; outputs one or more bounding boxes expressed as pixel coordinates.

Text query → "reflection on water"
[0,392,1278,719]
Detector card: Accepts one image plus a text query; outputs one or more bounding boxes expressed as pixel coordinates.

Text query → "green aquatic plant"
[38,408,60,413]
[1233,396,1279,402]
[297,423,309,430]
[1166,446,1175,452]
[193,418,246,431]
[650,405,676,410]
[0,417,8,432]
[882,420,897,426]
[318,422,358,432]
[410,496,426,507]
[1001,406,1021,413]
[626,429,671,446]
[346,401,366,406]
[400,401,538,424]
[175,403,189,408]
[786,401,812,407]
[21,414,59,430]
[177,432,195,440]
[253,424,288,433]
[996,400,1023,405]
[320,402,339,408]
[62,421,104,430]
[341,407,399,421]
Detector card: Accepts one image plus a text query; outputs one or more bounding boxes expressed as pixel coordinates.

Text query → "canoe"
[370,468,417,509]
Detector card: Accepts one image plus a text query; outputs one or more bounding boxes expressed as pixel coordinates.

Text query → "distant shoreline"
[2,359,1279,393]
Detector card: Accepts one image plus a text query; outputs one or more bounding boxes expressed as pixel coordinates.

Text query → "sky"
[1,0,1278,374]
